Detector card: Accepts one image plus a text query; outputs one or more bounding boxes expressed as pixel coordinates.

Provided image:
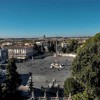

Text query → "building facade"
[0,48,8,63]
[8,46,33,60]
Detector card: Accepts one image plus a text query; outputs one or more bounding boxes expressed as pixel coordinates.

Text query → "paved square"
[17,56,74,88]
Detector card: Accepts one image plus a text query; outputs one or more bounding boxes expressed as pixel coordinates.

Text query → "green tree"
[33,42,38,50]
[6,58,22,87]
[72,92,89,100]
[64,33,100,100]
[64,77,83,96]
[66,39,78,53]
[47,41,55,53]
[0,84,3,99]
[1,58,22,100]
[71,33,100,99]
[61,47,66,53]
[33,42,45,54]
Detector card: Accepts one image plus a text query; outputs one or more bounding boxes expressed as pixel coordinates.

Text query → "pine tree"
[2,57,22,100]
[6,58,22,87]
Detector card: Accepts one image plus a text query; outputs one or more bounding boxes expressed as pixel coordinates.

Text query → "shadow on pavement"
[20,74,30,85]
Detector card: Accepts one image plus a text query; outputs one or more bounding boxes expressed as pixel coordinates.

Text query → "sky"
[0,0,100,38]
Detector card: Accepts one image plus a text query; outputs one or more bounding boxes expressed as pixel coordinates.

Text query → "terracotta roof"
[8,46,33,49]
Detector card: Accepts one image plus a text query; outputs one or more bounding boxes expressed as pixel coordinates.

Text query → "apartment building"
[8,46,33,60]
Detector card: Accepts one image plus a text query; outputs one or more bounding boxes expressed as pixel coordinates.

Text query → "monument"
[50,38,63,69]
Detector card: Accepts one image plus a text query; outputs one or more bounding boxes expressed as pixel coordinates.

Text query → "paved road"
[16,56,74,88]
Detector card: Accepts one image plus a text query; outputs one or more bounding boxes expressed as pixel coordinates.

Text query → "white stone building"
[8,46,33,60]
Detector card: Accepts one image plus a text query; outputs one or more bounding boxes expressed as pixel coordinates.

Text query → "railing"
[37,97,68,100]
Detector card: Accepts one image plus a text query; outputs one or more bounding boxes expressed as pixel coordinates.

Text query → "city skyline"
[0,0,100,38]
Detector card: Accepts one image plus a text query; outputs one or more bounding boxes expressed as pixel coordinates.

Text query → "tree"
[66,39,78,53]
[33,42,38,50]
[6,58,22,86]
[71,33,100,99]
[64,33,100,100]
[64,77,83,96]
[61,47,66,53]
[47,41,55,53]
[0,84,3,99]
[72,92,89,100]
[33,42,45,54]
[1,58,22,100]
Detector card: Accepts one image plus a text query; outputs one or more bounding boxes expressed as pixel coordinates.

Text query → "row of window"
[8,49,26,53]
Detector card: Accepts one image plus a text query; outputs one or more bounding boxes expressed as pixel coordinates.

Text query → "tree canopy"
[1,58,22,100]
[6,58,22,86]
[64,33,100,100]
[64,77,83,96]
[61,39,79,53]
